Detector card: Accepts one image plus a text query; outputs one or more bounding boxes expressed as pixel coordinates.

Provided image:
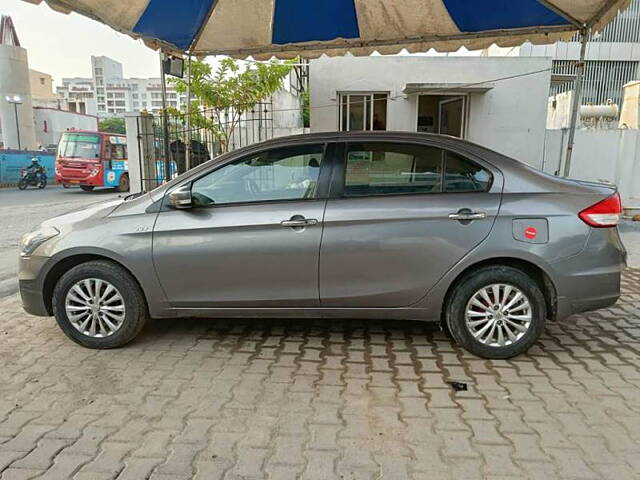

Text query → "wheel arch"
[42,252,149,316]
[440,257,558,325]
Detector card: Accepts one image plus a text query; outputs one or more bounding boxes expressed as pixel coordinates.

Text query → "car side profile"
[18,132,626,359]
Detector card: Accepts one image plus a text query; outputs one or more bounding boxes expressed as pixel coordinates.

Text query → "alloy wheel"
[464,283,532,347]
[64,278,126,338]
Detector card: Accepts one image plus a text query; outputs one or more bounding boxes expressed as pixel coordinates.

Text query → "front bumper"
[19,279,49,316]
[56,172,101,186]
[18,255,51,317]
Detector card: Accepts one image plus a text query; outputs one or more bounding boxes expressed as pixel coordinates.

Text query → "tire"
[62,183,70,189]
[52,260,148,349]
[38,177,47,189]
[80,185,95,192]
[445,265,546,359]
[17,179,27,190]
[117,174,130,192]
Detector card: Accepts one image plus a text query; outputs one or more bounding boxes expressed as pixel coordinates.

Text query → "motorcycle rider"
[26,157,45,179]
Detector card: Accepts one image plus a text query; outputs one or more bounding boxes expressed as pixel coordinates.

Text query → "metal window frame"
[338,92,388,132]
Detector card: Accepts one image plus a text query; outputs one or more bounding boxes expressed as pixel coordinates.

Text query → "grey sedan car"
[19,132,626,358]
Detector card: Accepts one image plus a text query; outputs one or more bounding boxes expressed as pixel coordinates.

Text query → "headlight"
[90,168,100,177]
[20,226,59,257]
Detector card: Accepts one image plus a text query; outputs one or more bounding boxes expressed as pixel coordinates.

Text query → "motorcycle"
[18,167,47,190]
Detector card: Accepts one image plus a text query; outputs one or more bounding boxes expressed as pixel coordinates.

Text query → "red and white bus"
[55,130,130,192]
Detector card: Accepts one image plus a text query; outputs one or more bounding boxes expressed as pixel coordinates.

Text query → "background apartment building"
[57,55,186,118]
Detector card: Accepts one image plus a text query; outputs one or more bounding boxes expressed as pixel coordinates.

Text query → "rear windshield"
[58,133,102,159]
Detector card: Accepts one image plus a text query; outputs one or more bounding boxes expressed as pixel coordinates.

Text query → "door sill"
[161,306,436,322]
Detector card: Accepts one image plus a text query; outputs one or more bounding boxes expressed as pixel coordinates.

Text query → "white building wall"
[543,128,640,207]
[310,56,552,169]
[272,89,304,138]
[33,107,98,147]
[0,43,37,149]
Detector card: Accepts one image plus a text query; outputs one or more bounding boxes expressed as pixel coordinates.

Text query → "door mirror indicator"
[168,185,193,209]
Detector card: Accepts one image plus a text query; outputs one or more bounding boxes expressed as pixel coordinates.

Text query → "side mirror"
[168,185,192,209]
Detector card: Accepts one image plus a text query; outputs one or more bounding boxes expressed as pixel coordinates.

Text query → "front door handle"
[281,217,318,228]
[449,210,487,221]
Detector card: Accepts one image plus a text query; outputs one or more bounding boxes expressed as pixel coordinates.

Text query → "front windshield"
[58,133,102,159]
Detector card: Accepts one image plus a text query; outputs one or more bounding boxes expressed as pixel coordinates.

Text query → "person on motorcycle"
[27,157,45,176]
[18,157,47,190]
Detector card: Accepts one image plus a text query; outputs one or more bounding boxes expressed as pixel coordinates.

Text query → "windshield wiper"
[123,192,145,200]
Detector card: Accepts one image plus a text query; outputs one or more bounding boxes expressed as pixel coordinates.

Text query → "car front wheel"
[52,260,148,349]
[446,265,546,359]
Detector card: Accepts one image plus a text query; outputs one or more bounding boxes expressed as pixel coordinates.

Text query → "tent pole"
[159,51,171,182]
[185,54,192,171]
[563,27,588,177]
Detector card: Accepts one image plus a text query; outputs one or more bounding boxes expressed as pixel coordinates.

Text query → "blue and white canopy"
[23,0,630,58]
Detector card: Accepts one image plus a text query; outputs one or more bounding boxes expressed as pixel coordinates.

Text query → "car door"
[319,140,503,307]
[152,142,332,307]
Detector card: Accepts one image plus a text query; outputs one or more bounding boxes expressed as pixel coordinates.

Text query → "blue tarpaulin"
[22,0,630,58]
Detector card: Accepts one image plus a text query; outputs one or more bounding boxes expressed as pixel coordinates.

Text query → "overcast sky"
[4,0,160,84]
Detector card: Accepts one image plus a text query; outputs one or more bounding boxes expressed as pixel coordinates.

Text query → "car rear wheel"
[52,260,148,349]
[446,265,546,359]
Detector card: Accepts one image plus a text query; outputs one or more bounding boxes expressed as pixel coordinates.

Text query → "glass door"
[438,96,466,137]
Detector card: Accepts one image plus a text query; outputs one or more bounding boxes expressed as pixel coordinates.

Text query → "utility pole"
[186,54,192,171]
[159,52,171,182]
[563,27,589,178]
[5,95,22,149]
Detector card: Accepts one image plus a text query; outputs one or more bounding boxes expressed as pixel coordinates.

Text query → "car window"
[344,143,443,196]
[444,151,492,192]
[191,144,324,207]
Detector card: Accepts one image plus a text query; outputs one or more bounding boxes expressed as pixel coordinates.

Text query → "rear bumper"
[553,227,626,320]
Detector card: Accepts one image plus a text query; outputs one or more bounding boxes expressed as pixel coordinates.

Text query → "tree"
[170,58,294,152]
[99,117,126,134]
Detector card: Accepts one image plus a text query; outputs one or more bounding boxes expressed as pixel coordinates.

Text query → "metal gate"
[130,102,275,191]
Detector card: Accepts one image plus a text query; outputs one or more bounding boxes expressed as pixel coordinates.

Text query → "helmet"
[31,157,38,163]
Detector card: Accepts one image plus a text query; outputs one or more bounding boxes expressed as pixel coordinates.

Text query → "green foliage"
[98,117,126,134]
[301,89,310,128]
[170,58,294,152]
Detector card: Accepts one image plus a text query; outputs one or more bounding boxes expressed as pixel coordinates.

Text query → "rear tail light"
[578,192,622,228]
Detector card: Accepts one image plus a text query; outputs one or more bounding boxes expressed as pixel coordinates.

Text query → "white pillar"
[0,44,37,150]
[125,112,158,194]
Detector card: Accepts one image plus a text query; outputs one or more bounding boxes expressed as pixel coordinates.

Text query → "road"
[0,185,121,296]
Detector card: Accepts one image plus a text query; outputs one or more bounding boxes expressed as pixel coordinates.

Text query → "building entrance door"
[438,97,465,137]
[417,95,467,138]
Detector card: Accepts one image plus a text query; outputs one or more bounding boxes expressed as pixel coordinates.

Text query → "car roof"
[239,131,512,159]
[252,130,467,145]
[229,130,513,167]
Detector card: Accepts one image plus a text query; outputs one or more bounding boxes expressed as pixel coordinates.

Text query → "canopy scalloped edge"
[20,0,632,59]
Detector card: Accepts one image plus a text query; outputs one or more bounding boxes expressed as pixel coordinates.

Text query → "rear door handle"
[449,211,487,221]
[280,217,318,228]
